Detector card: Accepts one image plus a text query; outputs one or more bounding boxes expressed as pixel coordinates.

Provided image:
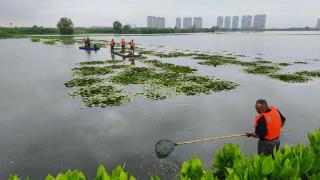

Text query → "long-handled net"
[155,130,292,158]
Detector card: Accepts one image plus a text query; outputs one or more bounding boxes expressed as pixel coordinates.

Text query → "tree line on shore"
[0,17,216,38]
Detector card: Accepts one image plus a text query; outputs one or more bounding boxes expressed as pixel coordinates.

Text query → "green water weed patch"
[31,38,40,42]
[72,66,113,76]
[65,77,103,87]
[43,39,57,45]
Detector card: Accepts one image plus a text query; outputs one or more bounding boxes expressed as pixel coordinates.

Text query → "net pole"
[175,130,293,146]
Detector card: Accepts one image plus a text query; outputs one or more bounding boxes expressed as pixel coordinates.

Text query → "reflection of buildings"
[217,16,224,29]
[232,16,239,29]
[253,14,267,30]
[147,16,165,28]
[183,17,193,29]
[193,17,203,28]
[241,15,253,30]
[317,18,320,29]
[176,18,181,29]
[224,16,231,30]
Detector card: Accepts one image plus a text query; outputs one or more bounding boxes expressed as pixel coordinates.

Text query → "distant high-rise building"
[193,17,203,29]
[147,16,153,28]
[183,17,192,29]
[217,16,224,29]
[241,15,252,29]
[232,16,239,29]
[161,17,166,28]
[147,16,165,28]
[152,16,157,28]
[253,14,267,30]
[317,18,320,29]
[176,18,182,29]
[224,16,231,30]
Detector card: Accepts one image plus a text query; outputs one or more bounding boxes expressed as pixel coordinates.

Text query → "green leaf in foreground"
[262,156,274,175]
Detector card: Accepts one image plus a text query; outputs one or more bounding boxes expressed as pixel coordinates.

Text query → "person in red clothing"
[120,39,126,52]
[246,99,286,156]
[129,39,135,53]
[109,39,115,53]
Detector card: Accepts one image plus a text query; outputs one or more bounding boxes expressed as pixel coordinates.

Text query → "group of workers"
[83,36,135,53]
[109,38,135,54]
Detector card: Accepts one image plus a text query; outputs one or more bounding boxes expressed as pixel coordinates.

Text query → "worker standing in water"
[246,99,286,156]
[109,39,115,53]
[121,39,126,52]
[129,39,135,54]
[84,36,90,48]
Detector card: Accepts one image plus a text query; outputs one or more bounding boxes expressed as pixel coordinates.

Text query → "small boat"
[113,51,140,58]
[79,46,100,51]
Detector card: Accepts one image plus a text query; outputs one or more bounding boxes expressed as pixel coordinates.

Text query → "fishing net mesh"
[155,139,175,158]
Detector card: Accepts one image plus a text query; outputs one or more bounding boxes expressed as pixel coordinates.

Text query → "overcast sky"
[1,0,319,28]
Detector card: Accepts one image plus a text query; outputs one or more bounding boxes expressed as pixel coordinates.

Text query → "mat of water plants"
[65,58,238,107]
[140,48,320,83]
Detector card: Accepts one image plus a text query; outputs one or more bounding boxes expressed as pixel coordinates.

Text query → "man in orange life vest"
[109,39,115,53]
[246,99,286,156]
[121,39,126,52]
[129,39,135,53]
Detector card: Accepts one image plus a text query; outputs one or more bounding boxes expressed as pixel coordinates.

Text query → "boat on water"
[79,46,100,51]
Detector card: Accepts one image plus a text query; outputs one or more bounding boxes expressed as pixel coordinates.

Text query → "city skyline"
[1,0,320,28]
[147,16,165,28]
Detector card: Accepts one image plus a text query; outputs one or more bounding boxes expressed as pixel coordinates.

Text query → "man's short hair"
[256,99,268,106]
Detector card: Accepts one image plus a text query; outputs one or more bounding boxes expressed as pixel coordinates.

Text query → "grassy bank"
[9,128,320,180]
[0,26,216,38]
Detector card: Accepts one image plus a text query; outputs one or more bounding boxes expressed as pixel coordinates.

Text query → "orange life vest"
[254,106,282,141]
[121,40,125,46]
[130,41,135,48]
[109,40,115,46]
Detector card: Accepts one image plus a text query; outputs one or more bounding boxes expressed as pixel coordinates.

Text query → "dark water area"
[0,32,320,179]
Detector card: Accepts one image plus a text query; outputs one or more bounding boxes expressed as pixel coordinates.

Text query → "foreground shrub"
[10,128,320,180]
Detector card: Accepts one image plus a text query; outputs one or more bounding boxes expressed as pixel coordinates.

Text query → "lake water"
[0,32,320,179]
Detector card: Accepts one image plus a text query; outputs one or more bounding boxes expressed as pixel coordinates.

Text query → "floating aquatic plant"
[296,70,320,78]
[109,67,156,85]
[79,61,106,66]
[268,70,320,83]
[139,89,167,100]
[31,38,40,42]
[268,74,310,83]
[143,60,196,74]
[43,40,56,45]
[64,77,103,87]
[154,52,197,58]
[254,60,272,64]
[243,65,281,75]
[294,61,309,64]
[62,39,76,45]
[278,63,292,66]
[72,66,113,76]
[70,85,131,107]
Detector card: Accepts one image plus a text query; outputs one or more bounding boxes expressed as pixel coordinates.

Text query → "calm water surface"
[0,32,319,179]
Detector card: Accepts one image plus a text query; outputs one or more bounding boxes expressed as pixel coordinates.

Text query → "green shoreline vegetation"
[10,128,320,180]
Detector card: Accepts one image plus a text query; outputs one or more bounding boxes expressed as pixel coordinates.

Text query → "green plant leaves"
[262,156,274,175]
[8,128,320,180]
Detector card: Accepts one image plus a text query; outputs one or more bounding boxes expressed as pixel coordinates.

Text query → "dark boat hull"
[79,47,100,51]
